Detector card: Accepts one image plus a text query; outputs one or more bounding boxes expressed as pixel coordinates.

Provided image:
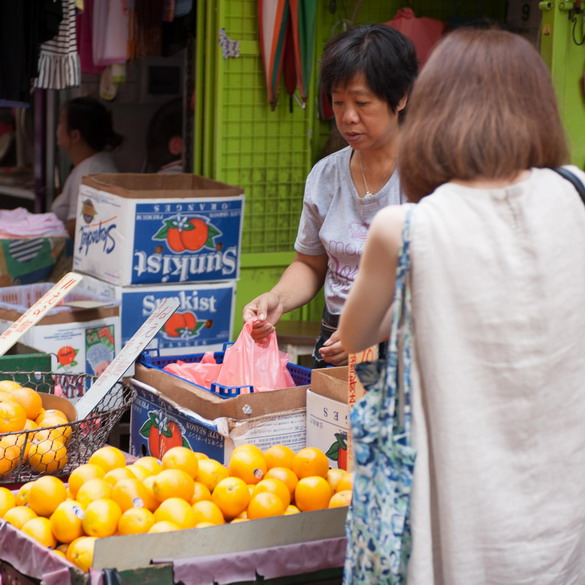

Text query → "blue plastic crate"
[137,347,311,398]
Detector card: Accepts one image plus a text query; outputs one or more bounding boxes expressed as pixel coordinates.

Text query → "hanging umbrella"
[258,0,290,110]
[288,0,317,103]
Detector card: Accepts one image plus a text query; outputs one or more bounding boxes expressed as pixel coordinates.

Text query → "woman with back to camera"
[339,28,585,584]
[243,24,418,367]
[52,96,122,238]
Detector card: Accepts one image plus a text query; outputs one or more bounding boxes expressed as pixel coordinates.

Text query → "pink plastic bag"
[215,320,295,393]
[163,351,223,389]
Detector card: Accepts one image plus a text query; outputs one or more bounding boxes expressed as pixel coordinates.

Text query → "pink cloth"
[385,7,447,66]
[93,0,129,65]
[0,207,67,237]
[76,0,105,75]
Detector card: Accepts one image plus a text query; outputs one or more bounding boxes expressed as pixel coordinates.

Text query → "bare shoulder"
[369,205,410,246]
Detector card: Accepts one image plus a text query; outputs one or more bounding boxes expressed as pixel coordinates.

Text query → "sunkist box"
[81,274,235,356]
[130,363,307,463]
[72,173,244,286]
[307,366,349,470]
[0,283,120,401]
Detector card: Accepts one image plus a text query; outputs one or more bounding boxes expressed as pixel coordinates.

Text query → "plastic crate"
[138,347,311,398]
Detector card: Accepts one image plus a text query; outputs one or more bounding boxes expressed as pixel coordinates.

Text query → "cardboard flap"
[82,173,244,199]
[310,366,348,402]
[133,363,307,421]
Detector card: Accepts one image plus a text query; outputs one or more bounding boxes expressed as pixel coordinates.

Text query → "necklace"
[358,150,394,198]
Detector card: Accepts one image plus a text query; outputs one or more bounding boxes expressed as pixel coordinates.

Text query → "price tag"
[76,297,180,420]
[0,272,84,357]
[346,345,379,471]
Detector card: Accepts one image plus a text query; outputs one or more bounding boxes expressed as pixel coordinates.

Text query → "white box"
[306,367,349,470]
[0,283,121,401]
[73,173,244,286]
[80,274,235,357]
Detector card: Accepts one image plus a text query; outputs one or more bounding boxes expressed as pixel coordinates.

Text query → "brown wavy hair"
[399,28,570,202]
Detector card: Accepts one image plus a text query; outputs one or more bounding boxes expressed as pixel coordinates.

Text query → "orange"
[153,468,195,502]
[252,478,291,508]
[212,477,250,520]
[190,481,212,504]
[125,464,151,481]
[68,463,106,497]
[27,439,68,474]
[335,472,354,493]
[196,458,228,492]
[133,456,163,475]
[284,504,300,515]
[103,466,135,486]
[76,478,112,508]
[52,549,66,559]
[141,475,157,507]
[228,448,267,485]
[329,489,352,508]
[1,419,38,450]
[10,387,43,420]
[247,492,286,520]
[294,476,333,512]
[292,447,329,479]
[0,486,16,517]
[28,476,67,517]
[264,445,296,470]
[56,543,69,554]
[154,497,197,529]
[148,520,181,533]
[33,423,72,446]
[230,517,249,523]
[67,536,96,572]
[50,500,85,543]
[193,451,209,461]
[191,500,225,525]
[3,505,37,529]
[0,440,20,477]
[0,380,23,392]
[22,516,57,548]
[265,467,298,496]
[111,478,152,512]
[15,481,34,506]
[118,507,156,535]
[35,409,68,426]
[231,443,264,458]
[0,400,26,433]
[82,498,122,537]
[326,468,348,492]
[88,446,126,472]
[161,446,199,479]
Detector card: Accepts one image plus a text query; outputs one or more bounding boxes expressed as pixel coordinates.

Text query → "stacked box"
[72,174,244,360]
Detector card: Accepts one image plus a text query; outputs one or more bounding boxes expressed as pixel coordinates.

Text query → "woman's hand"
[242,292,284,342]
[318,329,348,366]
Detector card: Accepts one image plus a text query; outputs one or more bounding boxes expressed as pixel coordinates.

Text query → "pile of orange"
[0,380,72,478]
[0,443,353,573]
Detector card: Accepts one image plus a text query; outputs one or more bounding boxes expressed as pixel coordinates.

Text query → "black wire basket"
[0,372,136,485]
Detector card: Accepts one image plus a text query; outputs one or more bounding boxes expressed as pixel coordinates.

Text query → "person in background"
[243,24,418,367]
[52,96,122,237]
[339,28,585,583]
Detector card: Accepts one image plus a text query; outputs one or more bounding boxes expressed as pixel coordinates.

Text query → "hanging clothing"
[92,0,129,66]
[76,0,104,75]
[35,0,80,90]
[406,167,585,584]
[0,0,63,102]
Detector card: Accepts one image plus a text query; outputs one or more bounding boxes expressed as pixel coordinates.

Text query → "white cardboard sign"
[76,297,180,419]
[0,272,84,357]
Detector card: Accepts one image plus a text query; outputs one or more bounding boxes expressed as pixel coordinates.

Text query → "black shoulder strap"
[553,167,585,205]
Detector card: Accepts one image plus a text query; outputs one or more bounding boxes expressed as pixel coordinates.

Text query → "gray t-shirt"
[294,146,403,315]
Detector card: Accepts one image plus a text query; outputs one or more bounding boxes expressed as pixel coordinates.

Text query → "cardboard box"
[306,366,349,470]
[130,363,307,463]
[80,274,235,356]
[0,283,120,399]
[72,173,244,286]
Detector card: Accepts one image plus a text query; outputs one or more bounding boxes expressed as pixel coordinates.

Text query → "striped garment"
[35,0,80,89]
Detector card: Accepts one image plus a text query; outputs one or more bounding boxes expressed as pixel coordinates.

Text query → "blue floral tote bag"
[343,209,416,585]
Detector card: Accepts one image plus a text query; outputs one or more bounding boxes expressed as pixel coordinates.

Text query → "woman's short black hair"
[64,97,123,152]
[320,25,418,118]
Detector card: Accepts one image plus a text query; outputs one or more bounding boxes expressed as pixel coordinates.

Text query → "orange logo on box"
[153,215,221,253]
